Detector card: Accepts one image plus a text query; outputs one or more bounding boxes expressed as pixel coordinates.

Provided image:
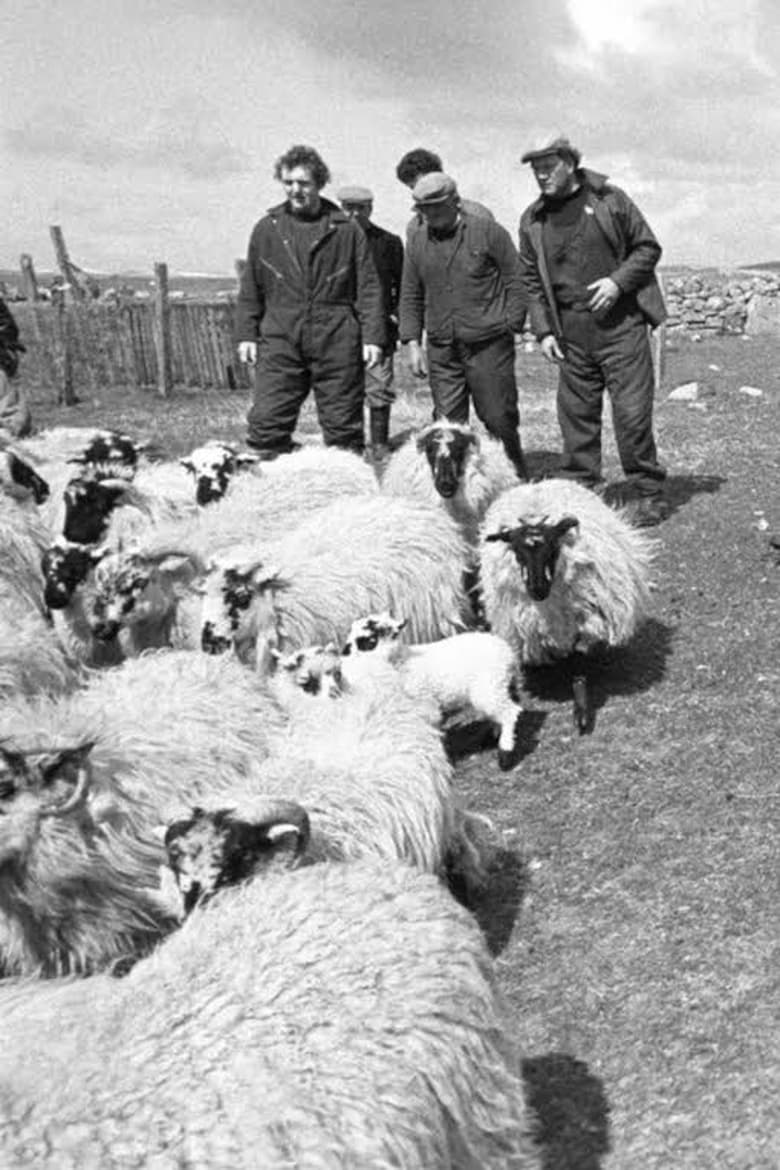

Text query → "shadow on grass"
[444,709,549,765]
[522,616,675,729]
[526,448,563,480]
[522,1052,611,1169]
[605,471,727,514]
[446,842,530,958]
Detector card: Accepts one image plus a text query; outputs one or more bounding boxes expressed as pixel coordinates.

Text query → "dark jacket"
[518,169,666,340]
[399,212,527,345]
[363,221,404,347]
[234,198,385,348]
[0,297,25,379]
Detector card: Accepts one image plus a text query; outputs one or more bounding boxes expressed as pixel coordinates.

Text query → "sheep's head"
[200,549,282,669]
[67,430,145,481]
[0,450,50,504]
[41,542,107,610]
[416,422,478,500]
[0,741,95,869]
[89,549,200,642]
[342,611,407,657]
[272,643,344,699]
[61,474,132,544]
[180,441,259,506]
[484,515,579,601]
[164,800,310,914]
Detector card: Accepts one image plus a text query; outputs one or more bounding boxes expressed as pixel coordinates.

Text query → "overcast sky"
[2,0,778,275]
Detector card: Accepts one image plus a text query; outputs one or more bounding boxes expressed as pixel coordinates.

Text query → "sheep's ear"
[391,618,408,637]
[555,516,579,539]
[236,451,260,467]
[484,528,510,543]
[251,562,280,588]
[180,458,196,474]
[323,641,339,654]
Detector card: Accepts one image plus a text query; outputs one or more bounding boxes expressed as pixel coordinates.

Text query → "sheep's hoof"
[497,748,517,772]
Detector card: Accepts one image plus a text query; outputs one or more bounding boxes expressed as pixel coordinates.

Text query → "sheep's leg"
[571,653,591,735]
[495,699,524,771]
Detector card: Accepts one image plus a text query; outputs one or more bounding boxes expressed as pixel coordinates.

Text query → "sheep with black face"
[480,478,656,733]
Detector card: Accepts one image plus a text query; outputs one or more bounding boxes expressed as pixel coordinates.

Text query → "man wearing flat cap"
[518,136,668,525]
[338,186,404,462]
[399,172,529,479]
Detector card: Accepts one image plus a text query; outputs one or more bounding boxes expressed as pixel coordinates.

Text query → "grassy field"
[18,334,779,1169]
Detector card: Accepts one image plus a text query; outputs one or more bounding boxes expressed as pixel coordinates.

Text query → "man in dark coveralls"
[337,185,404,462]
[235,145,384,458]
[518,136,668,525]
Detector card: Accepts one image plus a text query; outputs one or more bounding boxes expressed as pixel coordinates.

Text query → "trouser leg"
[602,323,666,497]
[310,317,366,453]
[247,338,310,454]
[556,339,605,486]
[426,339,470,423]
[364,348,396,408]
[465,333,527,479]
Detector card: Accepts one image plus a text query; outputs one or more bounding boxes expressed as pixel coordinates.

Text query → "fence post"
[19,254,40,301]
[153,261,173,397]
[234,258,246,290]
[52,287,76,405]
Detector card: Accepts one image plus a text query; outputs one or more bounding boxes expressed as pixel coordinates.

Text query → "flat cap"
[521,136,581,166]
[411,172,458,205]
[337,185,374,203]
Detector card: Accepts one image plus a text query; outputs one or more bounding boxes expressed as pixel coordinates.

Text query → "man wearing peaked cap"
[395,147,494,244]
[399,172,529,479]
[337,185,404,463]
[517,136,669,526]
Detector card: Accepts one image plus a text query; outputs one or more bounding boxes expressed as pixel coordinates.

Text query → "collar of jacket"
[527,168,609,220]
[266,196,349,223]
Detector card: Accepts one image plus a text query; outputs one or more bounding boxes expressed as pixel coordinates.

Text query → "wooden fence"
[13,297,250,397]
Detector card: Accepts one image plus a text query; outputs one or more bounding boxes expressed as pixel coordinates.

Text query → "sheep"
[382,419,520,545]
[0,610,78,700]
[197,495,473,670]
[0,799,542,1170]
[0,650,289,975]
[0,502,50,619]
[178,439,260,503]
[341,611,525,770]
[480,477,656,732]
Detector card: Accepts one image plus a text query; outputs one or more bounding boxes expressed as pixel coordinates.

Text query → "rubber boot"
[500,429,529,482]
[368,405,391,465]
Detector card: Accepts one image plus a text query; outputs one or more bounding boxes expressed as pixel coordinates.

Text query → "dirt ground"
[20,332,780,1169]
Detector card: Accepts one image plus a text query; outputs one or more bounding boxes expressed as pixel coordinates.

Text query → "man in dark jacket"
[518,136,668,525]
[235,145,384,458]
[399,173,528,479]
[337,185,404,462]
[0,296,31,439]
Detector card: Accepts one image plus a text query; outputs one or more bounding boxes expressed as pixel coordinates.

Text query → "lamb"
[480,477,656,732]
[341,611,525,770]
[382,420,520,545]
[0,798,542,1169]
[178,439,260,503]
[0,650,289,975]
[197,495,473,669]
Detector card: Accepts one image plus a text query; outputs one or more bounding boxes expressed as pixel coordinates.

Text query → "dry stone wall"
[662,269,780,336]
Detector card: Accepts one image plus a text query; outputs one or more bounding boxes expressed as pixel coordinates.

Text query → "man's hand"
[407,339,428,379]
[540,334,565,363]
[238,341,257,366]
[587,277,620,314]
[363,344,382,369]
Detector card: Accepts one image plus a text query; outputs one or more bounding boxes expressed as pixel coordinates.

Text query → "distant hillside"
[0,268,237,299]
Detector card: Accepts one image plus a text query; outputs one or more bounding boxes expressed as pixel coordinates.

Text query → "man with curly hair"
[235,145,384,458]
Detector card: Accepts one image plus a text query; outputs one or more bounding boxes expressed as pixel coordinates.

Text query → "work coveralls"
[519,170,667,497]
[235,199,385,454]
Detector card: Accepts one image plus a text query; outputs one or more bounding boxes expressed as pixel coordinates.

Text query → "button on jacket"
[399,213,527,346]
[234,198,385,349]
[518,169,666,341]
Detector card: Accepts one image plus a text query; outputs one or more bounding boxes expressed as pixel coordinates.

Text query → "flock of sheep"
[0,419,656,1167]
